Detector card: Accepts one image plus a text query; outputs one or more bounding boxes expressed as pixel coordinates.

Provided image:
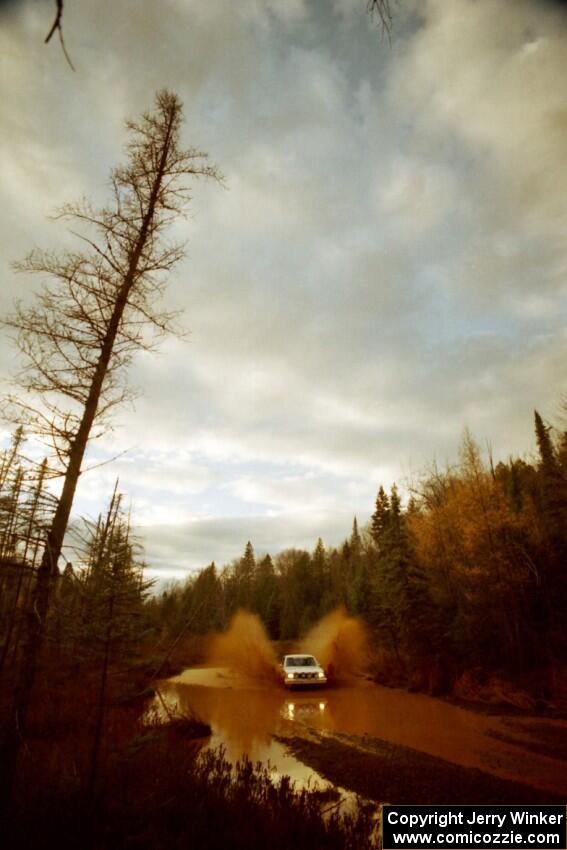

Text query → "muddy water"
[157,667,567,798]
[157,668,325,789]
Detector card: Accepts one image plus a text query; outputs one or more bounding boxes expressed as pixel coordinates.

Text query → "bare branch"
[367,0,393,39]
[44,0,75,71]
[44,0,63,44]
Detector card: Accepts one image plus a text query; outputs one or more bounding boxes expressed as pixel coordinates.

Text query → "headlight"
[317,672,325,679]
[287,673,295,679]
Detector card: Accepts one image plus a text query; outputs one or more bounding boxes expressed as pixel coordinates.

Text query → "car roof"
[284,653,316,658]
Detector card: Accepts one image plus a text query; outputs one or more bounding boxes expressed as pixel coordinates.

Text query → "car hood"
[286,666,324,674]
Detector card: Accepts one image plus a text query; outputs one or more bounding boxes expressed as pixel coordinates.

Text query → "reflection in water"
[157,669,567,797]
[158,677,333,790]
[162,678,283,762]
[284,697,327,724]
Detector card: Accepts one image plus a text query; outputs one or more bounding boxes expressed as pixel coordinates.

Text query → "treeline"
[0,437,153,800]
[0,428,55,672]
[0,442,154,801]
[3,408,567,699]
[149,411,567,696]
[0,433,150,680]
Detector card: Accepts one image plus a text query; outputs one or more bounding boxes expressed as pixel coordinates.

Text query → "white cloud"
[389,0,567,243]
[2,0,567,576]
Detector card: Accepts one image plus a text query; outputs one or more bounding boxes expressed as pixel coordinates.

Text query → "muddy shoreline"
[275,729,566,804]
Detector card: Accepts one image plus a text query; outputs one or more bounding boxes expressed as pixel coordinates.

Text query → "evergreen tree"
[389,484,401,533]
[506,460,524,514]
[277,549,316,638]
[369,484,436,661]
[312,537,333,617]
[253,555,280,638]
[77,485,150,662]
[184,563,223,634]
[350,517,362,555]
[534,411,560,475]
[234,541,256,610]
[371,485,390,549]
[532,411,567,644]
[534,411,567,519]
[557,428,567,474]
[312,537,326,578]
[241,541,256,578]
[0,446,53,671]
[345,517,364,613]
[77,486,150,798]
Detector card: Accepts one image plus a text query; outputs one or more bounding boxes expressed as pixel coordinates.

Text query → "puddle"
[153,666,567,799]
[153,673,353,808]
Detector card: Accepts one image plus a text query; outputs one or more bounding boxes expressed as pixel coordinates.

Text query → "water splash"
[300,606,369,682]
[206,607,369,686]
[207,610,281,684]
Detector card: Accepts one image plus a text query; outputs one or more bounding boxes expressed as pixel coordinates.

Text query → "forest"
[2,404,567,847]
[3,409,566,713]
[144,413,567,703]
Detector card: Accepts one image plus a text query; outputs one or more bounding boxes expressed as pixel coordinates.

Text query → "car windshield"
[285,656,316,667]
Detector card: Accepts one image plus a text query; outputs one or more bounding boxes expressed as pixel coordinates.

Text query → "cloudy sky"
[2,0,567,580]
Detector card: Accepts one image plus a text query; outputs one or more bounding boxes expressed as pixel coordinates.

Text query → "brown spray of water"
[300,606,370,682]
[207,606,369,686]
[207,610,281,684]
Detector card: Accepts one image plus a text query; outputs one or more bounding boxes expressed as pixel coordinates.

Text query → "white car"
[281,654,327,688]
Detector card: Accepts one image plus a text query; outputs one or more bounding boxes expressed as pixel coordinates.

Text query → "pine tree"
[534,411,560,476]
[350,517,362,554]
[389,484,401,533]
[234,541,256,610]
[506,460,524,514]
[71,484,151,798]
[369,484,436,660]
[253,555,280,638]
[533,410,567,527]
[371,485,390,549]
[557,429,567,474]
[0,447,53,672]
[312,538,326,575]
[532,411,567,644]
[241,541,256,578]
[185,563,223,634]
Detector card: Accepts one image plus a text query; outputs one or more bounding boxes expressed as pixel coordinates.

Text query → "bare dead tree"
[0,89,222,799]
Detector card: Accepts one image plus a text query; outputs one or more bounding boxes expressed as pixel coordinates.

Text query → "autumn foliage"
[152,413,567,707]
